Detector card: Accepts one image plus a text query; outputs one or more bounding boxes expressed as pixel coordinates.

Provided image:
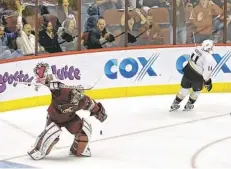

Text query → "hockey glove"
[106,34,115,43]
[61,32,73,42]
[204,78,212,92]
[90,103,107,122]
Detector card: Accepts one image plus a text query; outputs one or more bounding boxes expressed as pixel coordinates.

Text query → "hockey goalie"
[27,73,107,160]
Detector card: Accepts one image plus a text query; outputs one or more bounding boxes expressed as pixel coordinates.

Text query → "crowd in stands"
[0,0,230,60]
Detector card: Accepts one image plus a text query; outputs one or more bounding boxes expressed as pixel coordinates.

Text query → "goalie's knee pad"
[70,118,92,157]
[28,122,62,160]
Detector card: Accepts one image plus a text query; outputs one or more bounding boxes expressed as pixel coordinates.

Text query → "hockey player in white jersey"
[170,39,216,111]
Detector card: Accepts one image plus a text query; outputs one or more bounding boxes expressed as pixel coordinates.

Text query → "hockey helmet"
[201,39,214,52]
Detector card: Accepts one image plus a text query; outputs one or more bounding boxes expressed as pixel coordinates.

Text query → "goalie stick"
[15,81,93,90]
[14,74,104,91]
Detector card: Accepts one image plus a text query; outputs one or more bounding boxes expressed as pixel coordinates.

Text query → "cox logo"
[104,54,159,81]
[176,51,231,77]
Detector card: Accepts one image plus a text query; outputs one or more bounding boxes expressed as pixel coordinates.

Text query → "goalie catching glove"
[204,78,212,92]
[90,102,107,122]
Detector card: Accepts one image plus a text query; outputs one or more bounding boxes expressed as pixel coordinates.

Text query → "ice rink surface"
[0,93,231,169]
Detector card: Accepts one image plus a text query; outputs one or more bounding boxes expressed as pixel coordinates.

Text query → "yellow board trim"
[1,83,231,113]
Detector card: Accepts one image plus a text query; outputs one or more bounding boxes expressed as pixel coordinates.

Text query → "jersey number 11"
[190,53,199,64]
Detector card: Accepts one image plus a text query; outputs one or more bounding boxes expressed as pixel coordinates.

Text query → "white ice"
[0,93,231,169]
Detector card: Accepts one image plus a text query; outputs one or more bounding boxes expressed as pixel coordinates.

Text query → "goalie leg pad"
[28,122,62,160]
[70,118,92,157]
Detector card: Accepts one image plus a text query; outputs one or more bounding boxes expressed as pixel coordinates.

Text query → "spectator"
[95,0,117,17]
[0,23,23,59]
[16,9,44,56]
[212,1,231,42]
[58,14,78,51]
[0,0,21,18]
[190,0,223,43]
[138,14,162,45]
[0,0,26,32]
[185,0,197,43]
[86,17,115,49]
[16,23,36,55]
[39,21,62,53]
[120,8,147,45]
[57,0,74,24]
[84,4,100,32]
[169,0,187,44]
[121,8,147,32]
[82,0,94,31]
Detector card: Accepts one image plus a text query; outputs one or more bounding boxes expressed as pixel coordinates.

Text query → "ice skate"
[183,102,194,111]
[169,100,180,112]
[69,147,91,157]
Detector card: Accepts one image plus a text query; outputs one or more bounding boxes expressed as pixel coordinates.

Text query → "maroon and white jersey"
[47,87,94,124]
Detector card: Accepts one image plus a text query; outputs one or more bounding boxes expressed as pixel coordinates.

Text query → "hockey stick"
[59,74,103,90]
[101,32,125,46]
[101,24,154,46]
[14,74,104,91]
[15,81,94,90]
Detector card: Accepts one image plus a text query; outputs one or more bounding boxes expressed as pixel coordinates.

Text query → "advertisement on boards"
[0,46,231,102]
[104,53,160,81]
[0,58,84,102]
[0,63,81,94]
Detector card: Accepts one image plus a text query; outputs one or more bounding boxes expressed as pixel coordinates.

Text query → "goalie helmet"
[201,39,214,53]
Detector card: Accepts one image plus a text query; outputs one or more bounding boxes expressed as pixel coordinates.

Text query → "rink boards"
[0,46,231,112]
